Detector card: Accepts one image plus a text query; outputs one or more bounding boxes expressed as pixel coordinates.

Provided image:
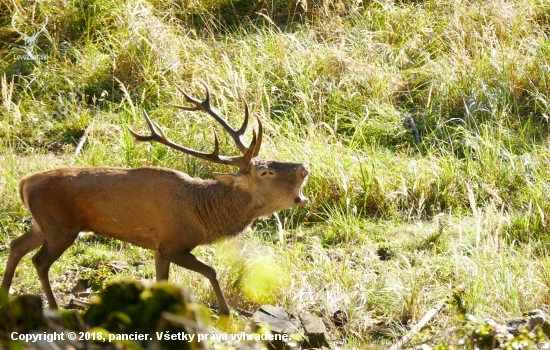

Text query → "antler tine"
[252,116,263,157]
[171,82,250,155]
[243,130,257,163]
[129,110,250,169]
[238,96,250,138]
[241,117,264,160]
[128,109,167,143]
[170,84,206,112]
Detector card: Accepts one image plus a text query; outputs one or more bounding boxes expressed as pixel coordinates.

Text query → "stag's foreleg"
[154,251,170,281]
[1,223,44,294]
[160,248,230,316]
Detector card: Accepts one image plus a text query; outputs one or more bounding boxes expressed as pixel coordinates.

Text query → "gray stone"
[299,313,329,349]
[506,309,550,336]
[260,305,291,321]
[253,306,331,349]
[253,306,300,335]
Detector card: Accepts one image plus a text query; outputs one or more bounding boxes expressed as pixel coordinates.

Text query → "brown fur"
[2,83,310,316]
[1,160,309,315]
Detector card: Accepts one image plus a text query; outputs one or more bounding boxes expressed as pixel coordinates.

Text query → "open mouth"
[294,181,309,207]
[294,196,309,207]
[295,194,309,206]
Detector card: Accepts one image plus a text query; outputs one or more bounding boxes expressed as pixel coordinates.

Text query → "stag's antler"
[171,82,263,157]
[129,84,263,171]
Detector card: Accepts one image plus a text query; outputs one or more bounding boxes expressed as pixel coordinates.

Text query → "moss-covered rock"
[0,294,47,333]
[84,280,210,349]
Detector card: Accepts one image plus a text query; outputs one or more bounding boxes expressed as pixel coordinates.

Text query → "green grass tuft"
[2,0,550,346]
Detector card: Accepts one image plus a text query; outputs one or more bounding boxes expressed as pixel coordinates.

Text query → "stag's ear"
[213,172,244,187]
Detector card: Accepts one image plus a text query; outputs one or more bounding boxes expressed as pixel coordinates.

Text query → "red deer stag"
[1,82,310,315]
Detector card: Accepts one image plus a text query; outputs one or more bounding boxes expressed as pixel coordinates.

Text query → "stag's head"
[129,82,310,215]
[214,158,310,215]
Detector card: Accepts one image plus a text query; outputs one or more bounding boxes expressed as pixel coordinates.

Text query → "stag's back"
[19,167,255,250]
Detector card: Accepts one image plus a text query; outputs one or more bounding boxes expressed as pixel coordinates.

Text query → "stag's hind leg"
[1,222,44,293]
[31,231,78,310]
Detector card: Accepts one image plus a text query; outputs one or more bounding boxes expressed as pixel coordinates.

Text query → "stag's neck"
[179,179,260,245]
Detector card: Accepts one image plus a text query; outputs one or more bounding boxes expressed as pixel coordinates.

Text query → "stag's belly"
[82,203,205,251]
[88,221,159,250]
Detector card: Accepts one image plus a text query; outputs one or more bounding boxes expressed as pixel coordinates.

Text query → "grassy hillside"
[1,0,550,347]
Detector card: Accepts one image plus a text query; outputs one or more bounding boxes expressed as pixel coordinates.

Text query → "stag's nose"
[300,164,310,178]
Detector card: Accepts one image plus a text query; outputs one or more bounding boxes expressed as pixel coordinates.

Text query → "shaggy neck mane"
[177,179,261,244]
